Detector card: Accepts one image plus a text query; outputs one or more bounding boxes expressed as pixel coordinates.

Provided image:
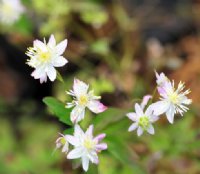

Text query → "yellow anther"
[83,138,95,150]
[78,95,89,106]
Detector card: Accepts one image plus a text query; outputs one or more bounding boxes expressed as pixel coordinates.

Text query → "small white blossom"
[55,133,69,153]
[26,34,68,83]
[0,0,24,25]
[155,71,169,87]
[127,103,158,136]
[152,81,192,124]
[66,79,107,124]
[66,125,107,172]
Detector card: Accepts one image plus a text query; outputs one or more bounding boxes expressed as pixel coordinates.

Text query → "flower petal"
[53,56,68,67]
[166,105,175,124]
[141,95,152,109]
[157,87,166,96]
[66,135,79,146]
[94,133,106,142]
[67,147,84,159]
[82,156,90,172]
[31,67,45,79]
[145,105,153,116]
[95,143,107,151]
[73,79,89,97]
[33,40,47,51]
[137,127,143,136]
[86,125,94,137]
[151,101,169,116]
[155,71,168,86]
[87,100,107,114]
[62,143,69,153]
[56,39,68,55]
[39,74,47,83]
[128,123,138,132]
[147,124,155,134]
[135,103,144,116]
[70,106,85,124]
[149,115,159,122]
[74,124,84,137]
[126,112,137,121]
[88,152,99,164]
[48,34,56,48]
[46,66,56,81]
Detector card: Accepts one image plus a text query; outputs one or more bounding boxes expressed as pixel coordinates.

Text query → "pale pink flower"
[66,79,107,123]
[66,124,107,171]
[55,133,69,153]
[127,103,159,136]
[151,81,192,123]
[155,71,169,87]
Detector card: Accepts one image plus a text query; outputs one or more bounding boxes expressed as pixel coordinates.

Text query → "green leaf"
[90,39,109,55]
[86,164,98,174]
[106,136,146,174]
[14,15,33,35]
[80,9,108,26]
[56,71,64,83]
[93,107,128,131]
[43,97,72,126]
[63,127,74,135]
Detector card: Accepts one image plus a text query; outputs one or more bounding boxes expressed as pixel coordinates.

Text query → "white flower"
[0,0,24,25]
[151,81,192,124]
[26,34,68,83]
[155,71,169,87]
[66,124,107,172]
[55,133,69,153]
[66,79,107,124]
[127,103,158,136]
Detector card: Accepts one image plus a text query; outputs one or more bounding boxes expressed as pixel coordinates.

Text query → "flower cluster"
[25,35,107,171]
[127,71,192,136]
[25,34,192,172]
[55,79,107,171]
[66,78,107,123]
[0,0,25,25]
[56,125,107,171]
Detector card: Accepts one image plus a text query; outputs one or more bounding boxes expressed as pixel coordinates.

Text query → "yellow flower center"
[83,138,95,150]
[60,137,66,145]
[38,51,51,62]
[78,95,89,106]
[138,116,149,129]
[169,92,178,104]
[2,3,12,14]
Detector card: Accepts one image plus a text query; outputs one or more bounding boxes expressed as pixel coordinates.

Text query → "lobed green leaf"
[43,97,72,126]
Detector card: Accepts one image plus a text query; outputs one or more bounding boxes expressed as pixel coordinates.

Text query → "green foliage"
[90,39,110,55]
[106,136,146,174]
[92,107,127,131]
[80,9,108,26]
[43,97,72,126]
[32,0,70,16]
[0,0,198,173]
[13,15,33,35]
[56,71,64,83]
[90,77,114,95]
[0,117,63,174]
[143,111,198,157]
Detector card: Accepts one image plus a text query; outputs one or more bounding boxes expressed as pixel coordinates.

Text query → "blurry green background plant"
[1,0,200,173]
